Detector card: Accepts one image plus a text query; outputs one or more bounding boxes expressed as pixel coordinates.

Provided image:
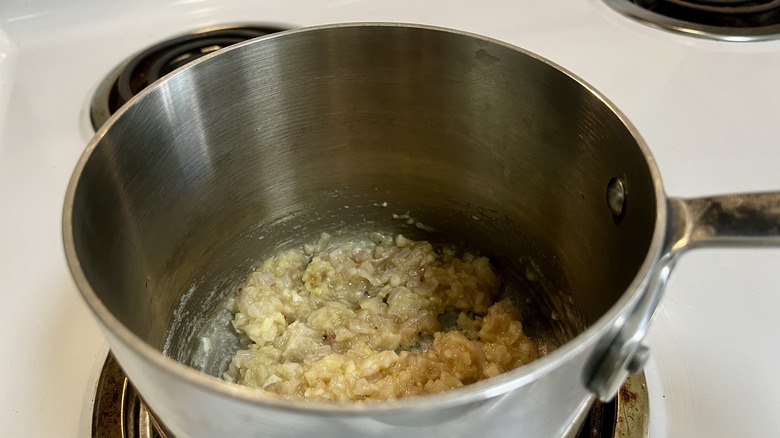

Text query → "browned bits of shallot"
[224,232,537,401]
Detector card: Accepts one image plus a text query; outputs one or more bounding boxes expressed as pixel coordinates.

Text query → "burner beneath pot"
[90,353,649,438]
[89,24,289,131]
[603,0,780,41]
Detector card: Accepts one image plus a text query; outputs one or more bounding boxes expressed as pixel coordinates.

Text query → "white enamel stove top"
[1,1,779,436]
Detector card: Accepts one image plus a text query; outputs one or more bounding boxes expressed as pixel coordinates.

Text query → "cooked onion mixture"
[224,232,537,400]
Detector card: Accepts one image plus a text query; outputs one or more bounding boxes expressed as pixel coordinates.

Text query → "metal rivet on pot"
[606,177,627,220]
[626,344,650,374]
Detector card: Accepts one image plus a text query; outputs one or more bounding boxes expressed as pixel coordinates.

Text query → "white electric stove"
[2,1,779,437]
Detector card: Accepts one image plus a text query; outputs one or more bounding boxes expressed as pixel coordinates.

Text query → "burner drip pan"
[604,0,780,41]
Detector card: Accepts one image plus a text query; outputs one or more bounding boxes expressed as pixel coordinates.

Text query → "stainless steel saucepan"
[63,23,780,438]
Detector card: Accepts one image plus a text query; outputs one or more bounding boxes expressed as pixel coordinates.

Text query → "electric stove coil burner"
[89,25,286,130]
[92,354,649,438]
[604,0,780,40]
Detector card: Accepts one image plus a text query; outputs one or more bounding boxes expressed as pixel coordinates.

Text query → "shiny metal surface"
[603,0,780,42]
[92,352,649,438]
[587,192,780,399]
[606,178,627,220]
[671,193,780,248]
[89,23,291,131]
[63,23,778,437]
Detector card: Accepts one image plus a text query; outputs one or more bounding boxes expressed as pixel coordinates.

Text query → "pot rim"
[62,22,668,414]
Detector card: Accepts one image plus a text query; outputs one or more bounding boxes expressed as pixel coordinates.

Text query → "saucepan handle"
[668,192,780,250]
[586,192,780,401]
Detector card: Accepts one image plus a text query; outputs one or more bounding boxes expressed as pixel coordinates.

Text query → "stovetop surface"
[1,1,779,437]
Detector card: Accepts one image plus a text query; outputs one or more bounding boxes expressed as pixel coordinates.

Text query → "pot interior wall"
[70,25,658,376]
